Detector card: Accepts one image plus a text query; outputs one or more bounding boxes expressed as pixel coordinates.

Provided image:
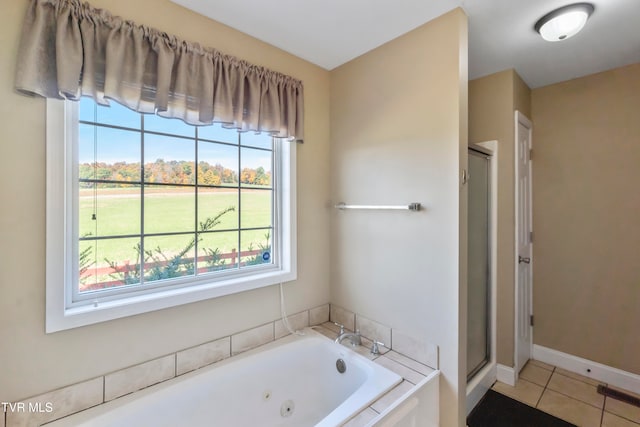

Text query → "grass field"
[79,189,272,285]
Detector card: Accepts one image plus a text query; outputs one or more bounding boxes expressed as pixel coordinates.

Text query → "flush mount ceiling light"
[534,3,595,42]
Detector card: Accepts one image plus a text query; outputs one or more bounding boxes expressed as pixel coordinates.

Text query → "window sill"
[47,268,296,333]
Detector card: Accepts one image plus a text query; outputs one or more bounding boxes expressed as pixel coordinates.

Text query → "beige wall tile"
[5,377,103,427]
[492,379,543,407]
[274,311,309,339]
[391,330,438,369]
[606,395,640,424]
[602,412,640,427]
[547,372,604,408]
[384,351,435,377]
[312,324,338,340]
[104,355,174,402]
[370,381,414,414]
[309,304,330,325]
[322,321,342,334]
[231,323,274,355]
[342,407,379,427]
[374,356,425,385]
[537,389,602,427]
[176,337,230,375]
[329,305,355,331]
[355,315,391,346]
[520,363,553,386]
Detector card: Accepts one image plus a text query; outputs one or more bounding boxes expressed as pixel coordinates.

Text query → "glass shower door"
[467,149,491,380]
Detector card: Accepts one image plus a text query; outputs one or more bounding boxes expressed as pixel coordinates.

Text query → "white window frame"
[45,99,297,333]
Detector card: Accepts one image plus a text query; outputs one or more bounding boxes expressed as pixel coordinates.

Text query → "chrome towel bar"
[334,202,421,211]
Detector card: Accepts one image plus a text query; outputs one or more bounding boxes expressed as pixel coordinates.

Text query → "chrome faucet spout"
[334,330,362,347]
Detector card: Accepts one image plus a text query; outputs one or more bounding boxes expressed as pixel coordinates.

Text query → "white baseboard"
[533,344,640,395]
[496,364,516,386]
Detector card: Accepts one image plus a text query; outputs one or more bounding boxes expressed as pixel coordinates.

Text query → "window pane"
[198,188,238,230]
[79,124,141,178]
[79,184,140,238]
[198,123,239,144]
[240,190,272,229]
[197,231,239,273]
[79,97,141,130]
[144,186,195,234]
[198,141,238,187]
[144,134,195,185]
[79,237,142,293]
[241,132,273,150]
[240,147,272,188]
[144,114,195,137]
[240,230,272,267]
[143,235,196,283]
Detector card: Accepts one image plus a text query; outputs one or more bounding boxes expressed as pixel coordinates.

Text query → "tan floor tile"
[555,367,604,387]
[529,359,555,371]
[520,363,553,386]
[547,372,605,408]
[602,412,640,427]
[606,395,640,424]
[492,379,544,407]
[537,389,602,427]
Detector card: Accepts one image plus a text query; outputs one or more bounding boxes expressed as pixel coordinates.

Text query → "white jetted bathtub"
[48,328,403,427]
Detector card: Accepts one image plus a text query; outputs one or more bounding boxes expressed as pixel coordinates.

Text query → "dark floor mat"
[467,390,577,427]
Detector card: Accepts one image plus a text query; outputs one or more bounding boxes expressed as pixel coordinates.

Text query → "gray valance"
[15,0,304,140]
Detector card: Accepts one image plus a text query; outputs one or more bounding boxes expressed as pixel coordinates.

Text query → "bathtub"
[47,328,402,427]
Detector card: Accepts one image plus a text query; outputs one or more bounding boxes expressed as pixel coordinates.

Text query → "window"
[46,99,296,332]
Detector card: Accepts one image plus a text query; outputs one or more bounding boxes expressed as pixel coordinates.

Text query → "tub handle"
[333,322,345,335]
[371,340,387,355]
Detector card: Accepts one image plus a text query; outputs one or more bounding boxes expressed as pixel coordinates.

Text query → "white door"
[515,111,533,374]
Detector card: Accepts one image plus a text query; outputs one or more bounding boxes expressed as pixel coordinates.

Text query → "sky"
[78,98,272,170]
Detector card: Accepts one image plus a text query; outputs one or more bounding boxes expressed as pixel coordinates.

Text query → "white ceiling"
[171,0,640,88]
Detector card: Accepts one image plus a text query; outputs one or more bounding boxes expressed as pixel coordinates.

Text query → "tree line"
[79,160,271,187]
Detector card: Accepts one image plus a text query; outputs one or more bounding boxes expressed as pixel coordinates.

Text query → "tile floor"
[492,360,640,427]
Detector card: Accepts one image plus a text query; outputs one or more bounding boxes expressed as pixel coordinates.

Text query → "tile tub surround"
[312,323,437,426]
[0,316,434,427]
[330,304,356,331]
[230,322,274,355]
[328,304,439,370]
[104,355,175,402]
[176,336,230,376]
[5,378,103,427]
[309,304,330,326]
[2,304,328,427]
[491,360,640,427]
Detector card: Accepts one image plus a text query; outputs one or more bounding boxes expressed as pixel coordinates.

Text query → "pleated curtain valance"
[14,0,304,140]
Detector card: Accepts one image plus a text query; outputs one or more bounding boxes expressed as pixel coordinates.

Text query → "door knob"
[519,256,531,264]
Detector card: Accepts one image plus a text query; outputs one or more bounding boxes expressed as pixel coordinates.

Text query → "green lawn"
[79,189,272,284]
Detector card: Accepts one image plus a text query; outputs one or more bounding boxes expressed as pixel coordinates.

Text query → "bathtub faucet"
[335,329,362,347]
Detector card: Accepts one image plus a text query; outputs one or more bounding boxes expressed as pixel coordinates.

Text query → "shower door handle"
[518,256,531,264]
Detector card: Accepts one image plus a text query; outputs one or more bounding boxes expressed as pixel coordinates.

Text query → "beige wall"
[330,9,468,426]
[469,69,531,367]
[0,0,330,402]
[531,63,640,374]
